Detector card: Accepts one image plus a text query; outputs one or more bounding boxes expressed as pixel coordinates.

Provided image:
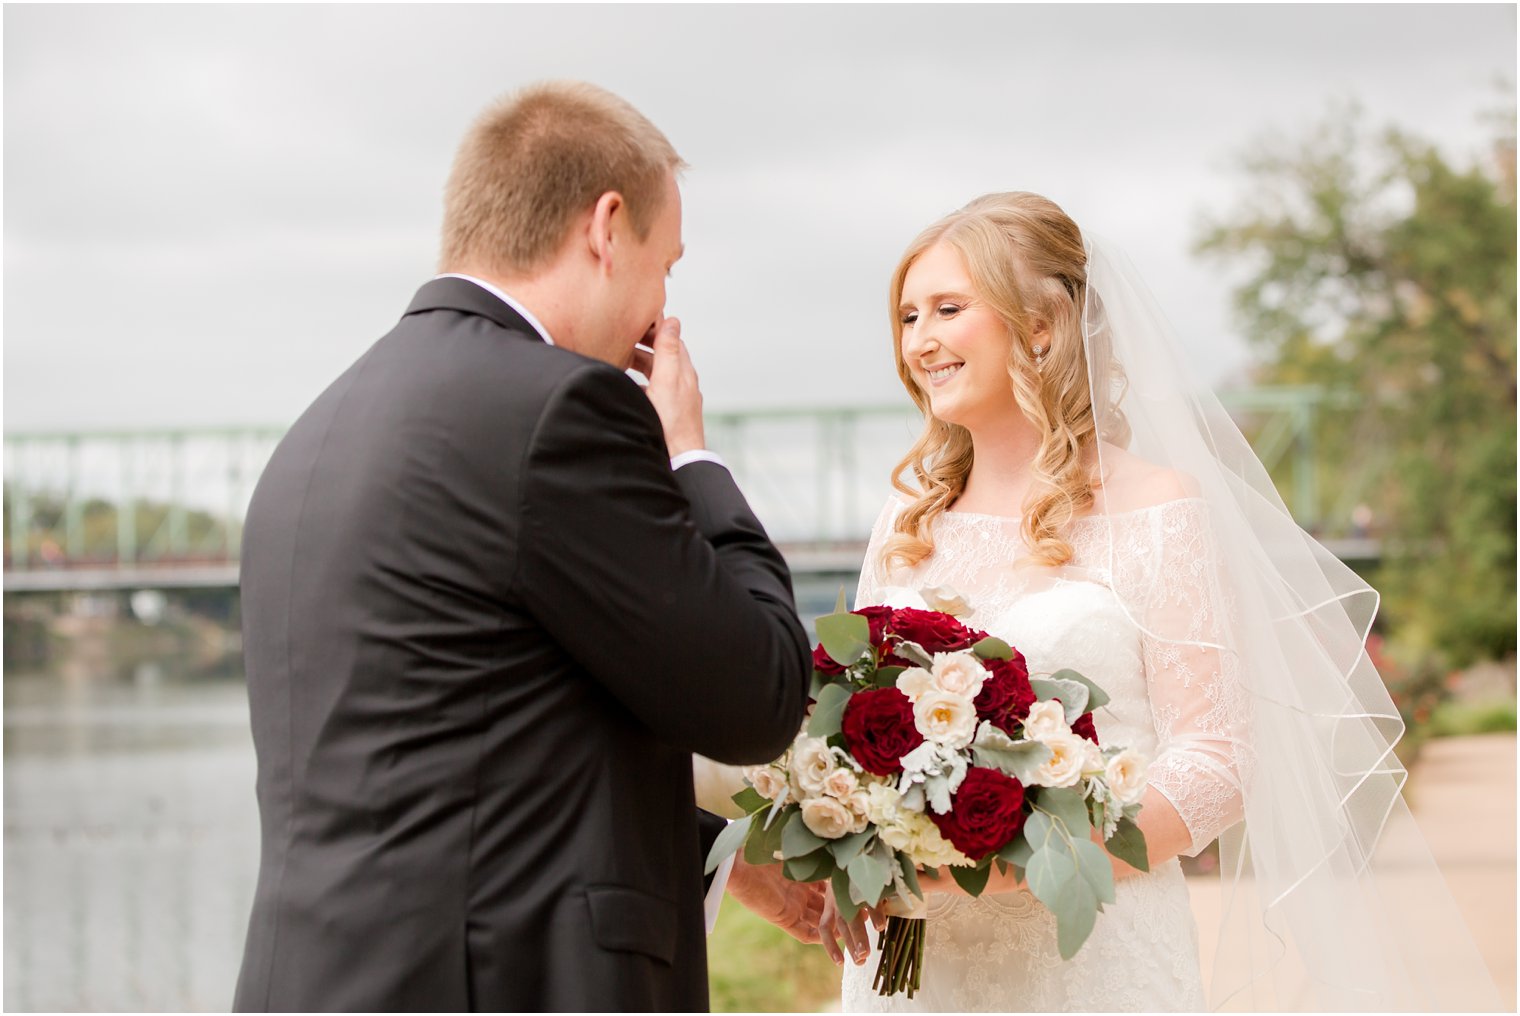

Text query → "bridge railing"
[3,388,1361,583]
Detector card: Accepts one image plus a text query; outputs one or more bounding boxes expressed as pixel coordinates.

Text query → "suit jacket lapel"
[402,277,545,342]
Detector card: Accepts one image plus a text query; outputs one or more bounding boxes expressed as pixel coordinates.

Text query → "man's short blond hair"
[440,81,684,276]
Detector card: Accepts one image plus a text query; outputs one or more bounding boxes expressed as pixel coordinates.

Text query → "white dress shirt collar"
[434,273,556,347]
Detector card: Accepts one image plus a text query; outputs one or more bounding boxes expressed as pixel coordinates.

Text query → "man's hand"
[640,317,706,459]
[725,854,826,944]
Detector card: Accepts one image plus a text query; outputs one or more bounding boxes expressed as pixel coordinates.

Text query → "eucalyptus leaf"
[898,855,924,900]
[1023,810,1055,851]
[1071,838,1116,905]
[872,665,907,689]
[1048,668,1109,711]
[807,683,851,737]
[781,817,829,859]
[784,849,835,883]
[1030,677,1089,720]
[732,786,768,815]
[817,612,871,668]
[998,835,1034,868]
[971,635,1014,661]
[834,587,849,614]
[744,808,786,865]
[831,870,863,924]
[848,850,891,908]
[809,670,829,699]
[971,723,1053,783]
[1034,786,1092,838]
[704,814,752,875]
[1052,869,1099,960]
[1025,844,1077,909]
[828,830,875,868]
[1104,816,1151,872]
[949,862,992,897]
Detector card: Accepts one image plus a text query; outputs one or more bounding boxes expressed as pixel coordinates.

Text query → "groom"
[233,82,817,1011]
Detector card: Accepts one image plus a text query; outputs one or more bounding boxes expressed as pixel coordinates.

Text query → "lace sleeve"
[854,496,905,609]
[1123,500,1252,857]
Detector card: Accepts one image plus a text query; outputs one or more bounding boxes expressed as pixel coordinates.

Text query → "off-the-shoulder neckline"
[896,495,1207,524]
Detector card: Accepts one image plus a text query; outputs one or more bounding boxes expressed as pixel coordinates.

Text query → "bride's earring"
[1031,344,1047,371]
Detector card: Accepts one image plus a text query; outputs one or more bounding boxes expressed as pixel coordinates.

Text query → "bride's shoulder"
[1089,442,1201,516]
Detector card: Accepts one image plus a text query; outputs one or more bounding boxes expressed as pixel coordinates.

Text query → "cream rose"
[920,585,973,618]
[930,652,988,698]
[745,765,788,801]
[790,736,834,797]
[865,781,905,826]
[1032,731,1095,788]
[1104,749,1150,806]
[913,690,979,748]
[845,790,872,834]
[1023,700,1070,741]
[800,795,854,839]
[896,667,934,703]
[822,767,860,800]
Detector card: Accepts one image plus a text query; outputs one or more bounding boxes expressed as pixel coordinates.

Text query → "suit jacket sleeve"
[515,363,810,764]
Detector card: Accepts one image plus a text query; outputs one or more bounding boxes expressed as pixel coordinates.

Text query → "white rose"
[1023,700,1070,741]
[920,585,973,618]
[930,652,988,699]
[790,736,834,797]
[1032,730,1093,788]
[745,765,787,801]
[902,812,973,868]
[913,689,979,748]
[845,790,872,834]
[896,667,934,703]
[1104,748,1150,806]
[800,796,854,839]
[822,767,860,800]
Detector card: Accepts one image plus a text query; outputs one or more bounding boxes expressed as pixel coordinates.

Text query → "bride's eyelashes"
[899,304,964,326]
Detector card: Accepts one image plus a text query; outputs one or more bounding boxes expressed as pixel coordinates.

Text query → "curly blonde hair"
[881,192,1128,570]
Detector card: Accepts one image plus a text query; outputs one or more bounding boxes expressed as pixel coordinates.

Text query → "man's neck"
[445,265,577,350]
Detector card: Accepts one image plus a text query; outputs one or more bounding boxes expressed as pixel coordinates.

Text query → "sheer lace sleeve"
[854,496,905,609]
[1117,499,1252,857]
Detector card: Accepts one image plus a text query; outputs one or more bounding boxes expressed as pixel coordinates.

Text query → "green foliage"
[1196,102,1517,667]
[707,899,841,1013]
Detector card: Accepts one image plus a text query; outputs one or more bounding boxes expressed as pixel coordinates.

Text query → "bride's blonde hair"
[882,192,1127,570]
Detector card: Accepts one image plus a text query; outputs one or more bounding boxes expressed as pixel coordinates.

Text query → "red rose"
[1071,712,1099,744]
[974,652,1036,732]
[888,608,978,654]
[857,605,895,646]
[812,643,846,676]
[929,766,1028,860]
[841,688,923,775]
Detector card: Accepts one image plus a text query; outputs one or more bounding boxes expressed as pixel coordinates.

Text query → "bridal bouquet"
[705,592,1150,998]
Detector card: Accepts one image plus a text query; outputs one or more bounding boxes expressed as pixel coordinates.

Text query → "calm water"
[4,664,259,1012]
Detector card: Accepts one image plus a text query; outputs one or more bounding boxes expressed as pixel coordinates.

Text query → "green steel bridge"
[3,387,1377,594]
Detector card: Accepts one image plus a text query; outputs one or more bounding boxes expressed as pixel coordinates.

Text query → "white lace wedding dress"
[840,496,1249,1012]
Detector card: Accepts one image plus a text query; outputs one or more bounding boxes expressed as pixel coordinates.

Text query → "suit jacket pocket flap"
[585,885,678,966]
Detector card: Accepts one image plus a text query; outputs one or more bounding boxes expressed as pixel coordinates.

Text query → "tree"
[1196,102,1516,667]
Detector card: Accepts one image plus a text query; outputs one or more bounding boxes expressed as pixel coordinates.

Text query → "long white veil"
[1081,235,1501,1010]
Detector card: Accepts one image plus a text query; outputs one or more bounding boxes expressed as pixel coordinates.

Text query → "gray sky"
[4,4,1514,433]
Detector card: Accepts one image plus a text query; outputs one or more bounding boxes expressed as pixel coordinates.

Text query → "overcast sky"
[4,4,1514,434]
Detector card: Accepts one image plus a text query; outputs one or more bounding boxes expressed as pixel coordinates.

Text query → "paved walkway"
[1188,732,1516,1010]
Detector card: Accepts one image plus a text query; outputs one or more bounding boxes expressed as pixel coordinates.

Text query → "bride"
[822,192,1500,1011]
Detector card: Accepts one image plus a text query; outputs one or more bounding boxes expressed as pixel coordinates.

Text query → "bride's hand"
[817,890,875,966]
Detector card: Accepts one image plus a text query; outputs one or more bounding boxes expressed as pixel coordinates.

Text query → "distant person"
[233,82,822,1011]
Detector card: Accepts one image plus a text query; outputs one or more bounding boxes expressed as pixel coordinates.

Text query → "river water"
[4,663,259,1011]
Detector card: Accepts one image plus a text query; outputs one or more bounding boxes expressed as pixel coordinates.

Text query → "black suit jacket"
[232,278,810,1012]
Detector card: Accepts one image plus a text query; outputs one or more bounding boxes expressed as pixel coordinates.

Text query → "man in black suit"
[233,82,824,1012]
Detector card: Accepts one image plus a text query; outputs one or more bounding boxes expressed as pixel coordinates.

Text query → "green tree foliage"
[1197,104,1516,667]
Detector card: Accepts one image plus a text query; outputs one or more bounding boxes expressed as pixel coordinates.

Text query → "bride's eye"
[901,310,919,326]
[938,304,961,318]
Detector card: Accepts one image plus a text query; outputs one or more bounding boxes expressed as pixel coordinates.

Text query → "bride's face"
[898,243,1016,430]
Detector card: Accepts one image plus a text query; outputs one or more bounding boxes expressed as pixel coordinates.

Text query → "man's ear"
[587,190,624,273]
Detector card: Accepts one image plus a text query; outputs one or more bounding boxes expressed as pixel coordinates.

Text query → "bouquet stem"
[872,916,925,998]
